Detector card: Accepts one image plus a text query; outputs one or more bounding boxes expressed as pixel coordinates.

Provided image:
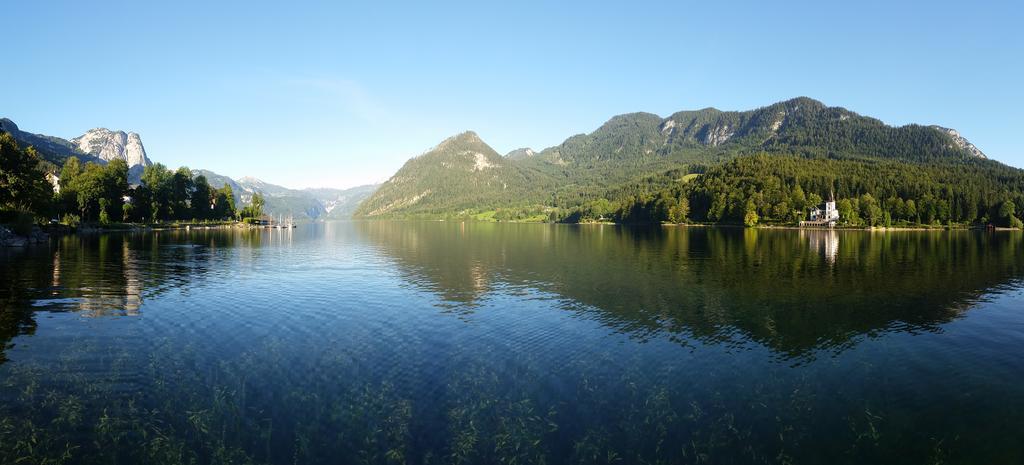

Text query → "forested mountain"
[357,97,1007,222]
[523,97,982,182]
[355,131,556,218]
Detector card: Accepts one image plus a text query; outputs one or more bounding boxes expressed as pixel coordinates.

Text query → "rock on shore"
[0,226,49,247]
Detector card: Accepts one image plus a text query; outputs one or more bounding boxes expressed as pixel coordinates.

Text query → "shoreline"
[662,223,1019,232]
[71,221,243,234]
[3,221,268,246]
[358,217,1024,232]
[5,219,1021,247]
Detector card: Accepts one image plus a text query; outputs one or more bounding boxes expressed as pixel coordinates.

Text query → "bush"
[61,213,81,228]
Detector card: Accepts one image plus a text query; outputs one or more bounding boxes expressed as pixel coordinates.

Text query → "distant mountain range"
[193,170,377,220]
[3,96,1008,222]
[1,117,376,220]
[355,97,995,218]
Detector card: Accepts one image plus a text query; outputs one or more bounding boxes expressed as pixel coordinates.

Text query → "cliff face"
[0,117,101,166]
[71,128,152,168]
[0,119,154,171]
[931,126,987,159]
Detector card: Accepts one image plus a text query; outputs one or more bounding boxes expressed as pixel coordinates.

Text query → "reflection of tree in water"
[358,222,1024,358]
[0,247,46,364]
[47,237,144,316]
[0,228,273,364]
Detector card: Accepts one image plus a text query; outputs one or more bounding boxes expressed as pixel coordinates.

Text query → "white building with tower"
[802,192,840,227]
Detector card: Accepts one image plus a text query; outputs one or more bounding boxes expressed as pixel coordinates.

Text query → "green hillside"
[354,131,556,218]
[356,97,1011,224]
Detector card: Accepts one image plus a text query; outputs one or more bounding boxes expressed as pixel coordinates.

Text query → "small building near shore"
[802,193,840,228]
[810,199,839,223]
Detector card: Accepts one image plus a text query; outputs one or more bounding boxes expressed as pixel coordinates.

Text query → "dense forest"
[1,132,263,230]
[556,154,1024,228]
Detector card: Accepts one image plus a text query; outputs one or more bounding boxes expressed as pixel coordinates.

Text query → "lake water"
[1,222,1023,464]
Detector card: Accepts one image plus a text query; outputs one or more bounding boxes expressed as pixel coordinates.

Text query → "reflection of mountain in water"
[4,224,1024,363]
[358,222,1024,357]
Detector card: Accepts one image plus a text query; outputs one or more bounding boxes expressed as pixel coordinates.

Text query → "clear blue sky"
[3,0,1022,189]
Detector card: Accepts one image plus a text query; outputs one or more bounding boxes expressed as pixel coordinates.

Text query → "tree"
[807,193,822,208]
[0,133,53,216]
[905,199,918,223]
[170,167,194,219]
[965,200,979,224]
[57,156,83,215]
[127,185,151,223]
[74,163,107,220]
[653,192,677,222]
[191,175,213,220]
[771,202,790,221]
[791,184,807,212]
[241,192,265,219]
[212,184,237,220]
[590,198,612,220]
[101,158,129,220]
[860,194,881,226]
[668,197,689,223]
[708,193,727,222]
[61,159,130,222]
[743,200,759,227]
[999,200,1017,228]
[837,199,857,225]
[98,198,111,225]
[141,164,173,221]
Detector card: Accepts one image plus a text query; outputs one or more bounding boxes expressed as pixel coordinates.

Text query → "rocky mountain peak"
[419,130,501,162]
[0,118,20,134]
[434,131,482,149]
[931,126,986,159]
[505,147,536,160]
[71,128,152,168]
